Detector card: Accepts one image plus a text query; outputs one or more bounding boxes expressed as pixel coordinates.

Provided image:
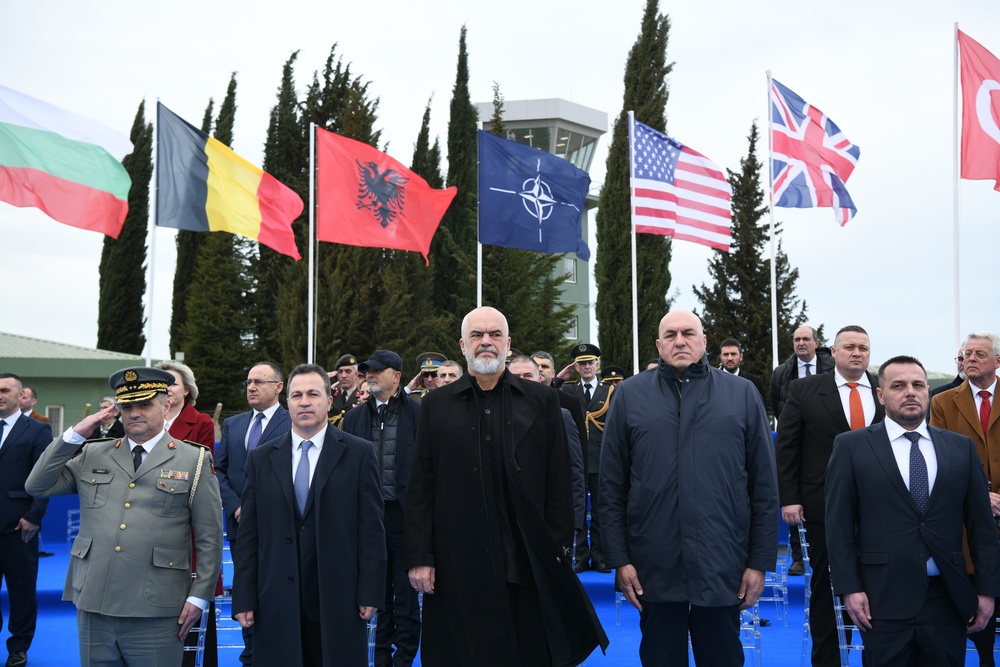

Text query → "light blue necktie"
[247,412,264,451]
[294,440,313,515]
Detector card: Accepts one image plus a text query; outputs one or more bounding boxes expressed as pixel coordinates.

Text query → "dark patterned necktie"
[904,431,928,513]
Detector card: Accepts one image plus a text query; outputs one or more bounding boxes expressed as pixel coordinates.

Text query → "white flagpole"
[952,24,962,346]
[307,122,316,365]
[628,110,640,375]
[145,101,160,367]
[477,141,483,308]
[766,71,779,371]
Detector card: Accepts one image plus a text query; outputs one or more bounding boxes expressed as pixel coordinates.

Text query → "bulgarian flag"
[0,84,133,237]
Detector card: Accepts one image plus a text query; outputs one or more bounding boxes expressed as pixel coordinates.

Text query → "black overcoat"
[405,371,608,666]
[233,427,386,667]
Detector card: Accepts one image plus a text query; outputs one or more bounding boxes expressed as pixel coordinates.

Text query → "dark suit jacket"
[215,405,290,542]
[0,413,51,532]
[233,427,385,667]
[826,423,1000,621]
[563,380,610,470]
[726,369,766,403]
[930,379,1000,490]
[930,375,964,399]
[775,370,884,523]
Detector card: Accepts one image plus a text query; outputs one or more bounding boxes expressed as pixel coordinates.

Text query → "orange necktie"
[846,382,865,430]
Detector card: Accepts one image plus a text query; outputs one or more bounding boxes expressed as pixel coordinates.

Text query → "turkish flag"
[315,127,456,264]
[959,30,1000,190]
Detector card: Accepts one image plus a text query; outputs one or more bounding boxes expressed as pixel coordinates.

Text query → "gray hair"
[439,360,463,376]
[154,360,199,406]
[965,331,1000,356]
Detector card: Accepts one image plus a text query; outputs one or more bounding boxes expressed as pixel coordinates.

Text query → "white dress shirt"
[834,370,876,426]
[291,426,327,488]
[245,402,282,449]
[883,417,939,575]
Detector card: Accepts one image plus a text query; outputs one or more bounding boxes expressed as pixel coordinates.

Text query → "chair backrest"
[828,565,864,666]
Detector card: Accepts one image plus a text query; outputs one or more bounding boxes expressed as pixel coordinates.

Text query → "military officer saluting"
[405,352,446,399]
[328,354,364,426]
[26,367,223,667]
[555,343,612,572]
[601,365,626,386]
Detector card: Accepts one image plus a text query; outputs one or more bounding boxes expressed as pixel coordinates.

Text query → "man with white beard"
[405,307,608,667]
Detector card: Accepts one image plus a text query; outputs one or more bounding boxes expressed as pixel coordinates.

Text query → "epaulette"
[180,439,212,451]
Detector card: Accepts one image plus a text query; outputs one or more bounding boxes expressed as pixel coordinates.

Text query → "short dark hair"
[877,355,926,383]
[287,364,331,397]
[0,373,23,390]
[530,351,554,365]
[719,338,741,352]
[835,325,868,341]
[251,360,284,383]
[646,357,660,369]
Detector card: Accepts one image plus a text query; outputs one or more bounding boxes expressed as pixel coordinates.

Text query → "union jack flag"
[769,78,860,225]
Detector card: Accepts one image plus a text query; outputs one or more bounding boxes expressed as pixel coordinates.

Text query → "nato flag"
[477,130,591,260]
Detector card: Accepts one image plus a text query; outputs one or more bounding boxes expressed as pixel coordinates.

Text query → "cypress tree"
[97,101,151,354]
[595,0,673,366]
[481,82,575,354]
[180,74,253,411]
[428,26,478,329]
[693,121,811,398]
[168,100,214,357]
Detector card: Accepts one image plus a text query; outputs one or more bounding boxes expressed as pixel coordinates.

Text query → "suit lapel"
[0,416,28,463]
[925,428,953,512]
[867,424,918,513]
[135,432,176,479]
[308,426,346,517]
[260,407,288,442]
[818,373,851,431]
[266,434,296,515]
[953,383,983,437]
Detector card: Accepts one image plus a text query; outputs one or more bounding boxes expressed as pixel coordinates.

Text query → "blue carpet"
[1,545,993,665]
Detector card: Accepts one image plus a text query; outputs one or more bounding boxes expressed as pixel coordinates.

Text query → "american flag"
[769,78,860,225]
[629,116,733,251]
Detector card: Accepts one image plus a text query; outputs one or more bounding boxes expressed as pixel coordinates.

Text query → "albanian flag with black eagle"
[315,127,456,264]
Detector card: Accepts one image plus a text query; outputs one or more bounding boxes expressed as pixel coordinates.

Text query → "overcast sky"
[3,0,999,374]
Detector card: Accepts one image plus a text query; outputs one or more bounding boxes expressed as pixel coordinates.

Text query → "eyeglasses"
[421,372,438,378]
[961,350,998,361]
[243,379,281,389]
[955,356,965,363]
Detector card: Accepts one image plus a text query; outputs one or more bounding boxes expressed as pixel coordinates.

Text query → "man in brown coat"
[930,330,1000,666]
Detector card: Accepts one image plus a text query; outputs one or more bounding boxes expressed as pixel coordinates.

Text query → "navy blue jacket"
[599,362,779,606]
[0,413,51,531]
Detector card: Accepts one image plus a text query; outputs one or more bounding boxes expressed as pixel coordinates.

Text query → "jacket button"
[169,562,174,567]
[124,503,130,509]
[286,537,292,543]
[120,524,126,530]
[288,577,294,583]
[115,546,121,552]
[301,526,306,532]
[129,483,136,489]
